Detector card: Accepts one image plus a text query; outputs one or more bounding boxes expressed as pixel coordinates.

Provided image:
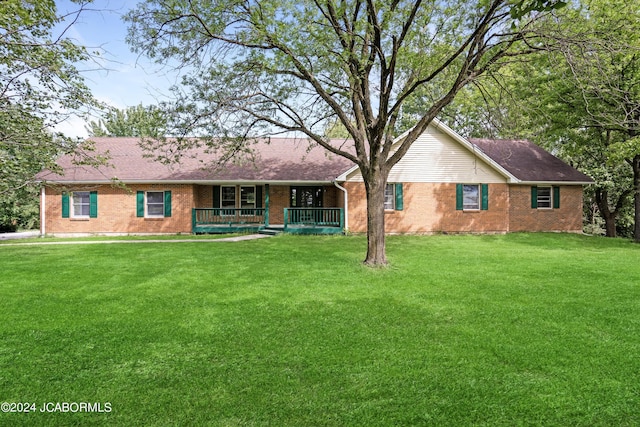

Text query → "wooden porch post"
[264,184,270,227]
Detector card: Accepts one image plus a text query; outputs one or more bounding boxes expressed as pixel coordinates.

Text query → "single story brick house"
[38,119,592,236]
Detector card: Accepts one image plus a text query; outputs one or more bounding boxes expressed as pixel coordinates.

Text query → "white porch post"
[333,181,348,231]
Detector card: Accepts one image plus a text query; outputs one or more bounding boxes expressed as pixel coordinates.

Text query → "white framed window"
[221,186,236,209]
[72,191,90,218]
[384,184,395,210]
[240,186,255,209]
[537,186,552,209]
[240,186,256,215]
[384,183,404,211]
[136,190,171,218]
[463,184,480,210]
[146,191,165,217]
[456,183,488,211]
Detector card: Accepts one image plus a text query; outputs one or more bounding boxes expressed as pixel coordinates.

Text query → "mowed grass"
[0,233,639,426]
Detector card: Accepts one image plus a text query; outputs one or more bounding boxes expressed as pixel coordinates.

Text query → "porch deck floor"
[193,223,343,235]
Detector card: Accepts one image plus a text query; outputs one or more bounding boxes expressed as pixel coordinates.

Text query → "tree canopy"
[126,0,565,265]
[0,0,102,230]
[87,104,167,137]
[426,0,640,239]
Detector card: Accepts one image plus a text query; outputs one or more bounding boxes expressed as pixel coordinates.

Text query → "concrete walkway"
[0,233,272,246]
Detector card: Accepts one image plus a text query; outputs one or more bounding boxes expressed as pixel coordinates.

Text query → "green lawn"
[1,234,639,426]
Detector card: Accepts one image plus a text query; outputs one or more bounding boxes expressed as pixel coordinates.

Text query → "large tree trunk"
[603,211,617,237]
[594,188,617,237]
[363,173,388,266]
[634,155,640,242]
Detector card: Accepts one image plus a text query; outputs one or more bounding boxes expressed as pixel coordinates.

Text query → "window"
[384,183,404,211]
[146,191,165,217]
[240,186,255,209]
[62,191,97,218]
[456,184,488,211]
[221,186,236,215]
[384,184,395,210]
[72,191,90,217]
[532,186,560,209]
[136,191,171,218]
[240,186,256,215]
[536,187,552,209]
[221,186,236,209]
[463,185,480,210]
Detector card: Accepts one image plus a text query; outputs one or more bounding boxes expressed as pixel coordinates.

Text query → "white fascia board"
[514,181,594,186]
[335,168,358,182]
[42,179,336,186]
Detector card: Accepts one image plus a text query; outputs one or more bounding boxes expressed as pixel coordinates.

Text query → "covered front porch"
[192,183,346,235]
[192,207,344,235]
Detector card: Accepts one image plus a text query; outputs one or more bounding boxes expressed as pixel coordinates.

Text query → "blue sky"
[55,0,178,137]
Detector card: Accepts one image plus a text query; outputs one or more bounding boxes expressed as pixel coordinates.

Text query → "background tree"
[126,0,565,265]
[87,104,167,137]
[404,0,640,239]
[530,0,640,239]
[440,58,636,238]
[0,0,100,230]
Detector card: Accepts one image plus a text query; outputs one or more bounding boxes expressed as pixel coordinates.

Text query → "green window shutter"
[256,185,263,208]
[62,193,70,218]
[89,191,98,218]
[553,186,560,209]
[456,184,463,210]
[531,186,538,209]
[164,191,172,217]
[213,185,221,209]
[394,183,404,211]
[481,184,489,211]
[136,191,145,217]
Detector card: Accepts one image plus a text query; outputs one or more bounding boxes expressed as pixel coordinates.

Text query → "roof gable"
[338,118,517,183]
[338,119,592,184]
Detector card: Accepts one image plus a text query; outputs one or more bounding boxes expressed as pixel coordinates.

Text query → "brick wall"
[267,185,288,224]
[345,181,585,234]
[344,182,367,232]
[44,184,195,235]
[509,185,584,232]
[323,186,340,208]
[194,185,213,208]
[343,182,510,233]
[45,182,584,235]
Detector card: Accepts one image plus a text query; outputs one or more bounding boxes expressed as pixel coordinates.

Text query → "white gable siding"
[346,126,506,183]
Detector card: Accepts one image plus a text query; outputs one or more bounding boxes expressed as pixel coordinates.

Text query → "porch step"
[259,226,283,236]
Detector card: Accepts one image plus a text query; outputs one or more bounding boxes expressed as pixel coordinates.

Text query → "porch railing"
[284,208,344,229]
[193,207,344,233]
[192,208,265,227]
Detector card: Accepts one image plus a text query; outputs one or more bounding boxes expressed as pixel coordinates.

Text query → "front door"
[290,186,323,223]
[290,186,323,208]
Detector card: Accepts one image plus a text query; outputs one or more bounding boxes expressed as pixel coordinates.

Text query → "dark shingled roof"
[39,137,356,183]
[469,138,593,183]
[39,135,592,185]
